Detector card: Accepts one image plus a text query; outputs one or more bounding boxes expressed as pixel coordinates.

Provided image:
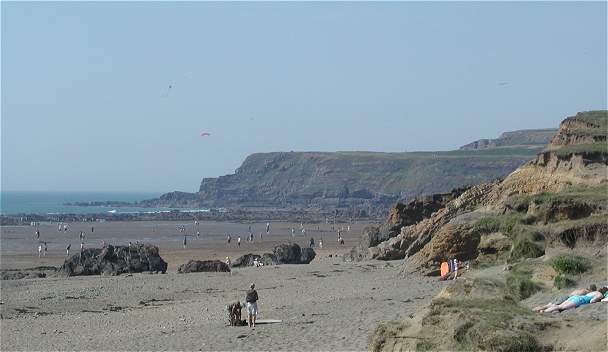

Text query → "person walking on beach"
[291,228,295,237]
[309,237,315,248]
[183,235,187,249]
[246,283,259,328]
[237,237,241,247]
[66,244,71,256]
[227,235,231,244]
[259,232,263,241]
[197,231,200,239]
[38,244,42,258]
[91,226,94,233]
[319,239,323,249]
[44,242,47,256]
[266,222,270,235]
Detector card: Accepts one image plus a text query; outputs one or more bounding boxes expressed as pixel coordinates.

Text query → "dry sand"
[1,220,444,351]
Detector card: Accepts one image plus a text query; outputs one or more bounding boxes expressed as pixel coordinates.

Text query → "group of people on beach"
[32,222,96,259]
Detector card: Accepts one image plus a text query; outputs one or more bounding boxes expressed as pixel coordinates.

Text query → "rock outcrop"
[355,110,607,275]
[60,244,168,276]
[177,260,231,273]
[346,187,470,261]
[231,243,316,267]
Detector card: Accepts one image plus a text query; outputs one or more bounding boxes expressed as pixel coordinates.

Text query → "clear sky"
[2,1,606,192]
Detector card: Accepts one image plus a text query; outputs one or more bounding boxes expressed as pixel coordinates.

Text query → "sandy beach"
[0,220,370,270]
[0,220,444,351]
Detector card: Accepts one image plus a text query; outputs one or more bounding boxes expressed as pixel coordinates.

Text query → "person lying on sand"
[541,287,608,313]
[532,285,596,312]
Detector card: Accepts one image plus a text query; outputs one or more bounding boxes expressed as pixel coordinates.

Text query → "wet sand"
[1,220,370,270]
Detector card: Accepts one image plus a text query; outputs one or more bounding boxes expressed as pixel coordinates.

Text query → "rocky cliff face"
[350,110,608,273]
[493,110,607,198]
[144,147,538,209]
[460,128,556,150]
[368,111,607,352]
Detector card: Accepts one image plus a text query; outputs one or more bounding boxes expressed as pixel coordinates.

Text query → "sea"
[0,191,206,215]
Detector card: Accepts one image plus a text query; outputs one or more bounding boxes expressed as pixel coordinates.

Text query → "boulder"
[231,243,316,267]
[177,260,230,273]
[60,244,168,276]
[231,253,262,268]
[272,243,316,264]
[300,247,316,264]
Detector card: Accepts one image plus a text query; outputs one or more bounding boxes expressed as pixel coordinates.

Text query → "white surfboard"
[255,319,282,324]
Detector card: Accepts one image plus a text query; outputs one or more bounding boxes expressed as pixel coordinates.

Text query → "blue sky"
[2,2,606,192]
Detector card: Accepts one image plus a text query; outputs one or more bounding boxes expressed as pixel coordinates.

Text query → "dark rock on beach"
[1,271,47,280]
[60,244,168,276]
[231,253,275,267]
[272,243,315,264]
[177,260,231,273]
[231,243,316,267]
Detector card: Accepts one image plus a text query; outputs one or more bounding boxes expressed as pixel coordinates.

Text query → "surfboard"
[255,319,282,324]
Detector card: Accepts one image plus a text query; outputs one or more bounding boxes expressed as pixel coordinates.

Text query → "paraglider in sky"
[162,84,173,97]
[200,132,211,137]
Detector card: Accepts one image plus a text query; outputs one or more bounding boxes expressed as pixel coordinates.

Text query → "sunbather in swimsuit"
[542,288,607,313]
[566,293,595,307]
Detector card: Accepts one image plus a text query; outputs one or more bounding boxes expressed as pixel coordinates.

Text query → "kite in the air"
[201,132,211,137]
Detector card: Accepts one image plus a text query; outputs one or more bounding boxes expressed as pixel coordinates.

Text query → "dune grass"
[551,254,591,275]
[553,275,577,289]
[505,263,542,301]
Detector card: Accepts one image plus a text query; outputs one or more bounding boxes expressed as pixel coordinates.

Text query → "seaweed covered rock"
[1,271,47,280]
[60,244,168,276]
[177,260,231,273]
